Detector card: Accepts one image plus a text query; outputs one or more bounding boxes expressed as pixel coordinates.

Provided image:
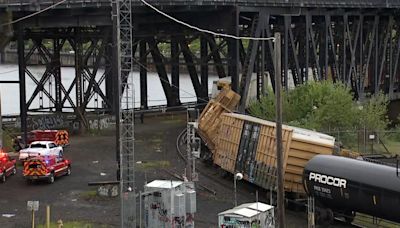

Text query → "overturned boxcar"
[213,113,335,194]
[198,88,347,194]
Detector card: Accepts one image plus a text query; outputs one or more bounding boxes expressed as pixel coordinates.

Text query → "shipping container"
[214,113,335,194]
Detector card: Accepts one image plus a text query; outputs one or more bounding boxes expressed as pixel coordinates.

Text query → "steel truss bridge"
[1,0,400,131]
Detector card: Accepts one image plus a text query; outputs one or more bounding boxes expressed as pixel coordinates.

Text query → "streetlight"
[234,172,243,207]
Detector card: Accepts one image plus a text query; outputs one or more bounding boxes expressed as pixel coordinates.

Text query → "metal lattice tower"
[112,0,135,227]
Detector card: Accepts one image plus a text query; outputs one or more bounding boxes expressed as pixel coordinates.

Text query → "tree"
[249,81,389,134]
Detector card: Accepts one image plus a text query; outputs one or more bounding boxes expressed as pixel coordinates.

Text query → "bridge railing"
[1,0,400,8]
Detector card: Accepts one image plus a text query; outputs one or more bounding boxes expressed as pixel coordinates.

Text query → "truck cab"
[23,155,71,184]
[0,151,17,183]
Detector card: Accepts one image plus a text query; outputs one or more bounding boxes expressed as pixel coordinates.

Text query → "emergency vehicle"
[27,130,69,146]
[23,155,71,184]
[0,151,17,183]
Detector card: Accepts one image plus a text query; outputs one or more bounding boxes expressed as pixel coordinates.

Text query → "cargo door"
[235,121,260,184]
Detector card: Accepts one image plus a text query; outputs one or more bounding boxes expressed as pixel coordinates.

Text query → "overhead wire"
[0,0,68,27]
[140,0,275,41]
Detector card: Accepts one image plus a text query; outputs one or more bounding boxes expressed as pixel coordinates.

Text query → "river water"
[0,64,218,115]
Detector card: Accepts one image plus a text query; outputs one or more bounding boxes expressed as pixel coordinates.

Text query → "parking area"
[0,131,119,227]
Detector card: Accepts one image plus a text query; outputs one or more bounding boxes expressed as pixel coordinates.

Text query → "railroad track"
[175,128,262,200]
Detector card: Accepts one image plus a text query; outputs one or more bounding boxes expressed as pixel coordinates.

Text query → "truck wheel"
[48,173,55,184]
[66,166,71,176]
[1,175,5,183]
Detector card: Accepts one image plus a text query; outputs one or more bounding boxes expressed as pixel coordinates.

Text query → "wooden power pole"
[274,32,286,227]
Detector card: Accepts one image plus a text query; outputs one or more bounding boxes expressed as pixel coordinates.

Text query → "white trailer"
[218,202,275,228]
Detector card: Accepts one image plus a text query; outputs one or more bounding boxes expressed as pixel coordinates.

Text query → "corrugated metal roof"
[219,207,260,218]
[145,180,183,189]
[219,202,274,218]
[236,202,274,212]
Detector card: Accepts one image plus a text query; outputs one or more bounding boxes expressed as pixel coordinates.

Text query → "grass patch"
[160,118,185,124]
[150,138,163,143]
[354,213,399,227]
[37,221,109,228]
[79,190,98,200]
[136,160,170,171]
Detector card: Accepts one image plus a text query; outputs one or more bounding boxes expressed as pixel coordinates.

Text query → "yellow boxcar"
[214,113,335,194]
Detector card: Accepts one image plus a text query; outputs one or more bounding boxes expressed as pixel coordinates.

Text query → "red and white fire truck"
[0,151,17,183]
[23,155,71,184]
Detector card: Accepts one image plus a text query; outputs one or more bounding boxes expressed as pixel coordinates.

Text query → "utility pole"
[274,32,285,228]
[112,0,135,227]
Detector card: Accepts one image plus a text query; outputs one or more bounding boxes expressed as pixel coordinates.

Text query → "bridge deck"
[1,0,400,9]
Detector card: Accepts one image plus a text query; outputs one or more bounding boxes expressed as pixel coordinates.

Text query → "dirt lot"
[0,114,351,227]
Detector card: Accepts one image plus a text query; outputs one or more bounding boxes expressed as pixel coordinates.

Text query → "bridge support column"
[200,35,209,102]
[139,40,148,109]
[228,8,240,93]
[170,36,180,106]
[17,24,27,144]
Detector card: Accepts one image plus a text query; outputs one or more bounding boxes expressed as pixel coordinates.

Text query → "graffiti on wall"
[88,116,114,130]
[12,114,114,131]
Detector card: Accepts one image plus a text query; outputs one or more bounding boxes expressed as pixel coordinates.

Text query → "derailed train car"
[213,113,335,194]
[303,155,400,223]
[197,88,347,195]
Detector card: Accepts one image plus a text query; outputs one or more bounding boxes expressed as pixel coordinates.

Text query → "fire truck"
[23,155,71,184]
[0,151,17,183]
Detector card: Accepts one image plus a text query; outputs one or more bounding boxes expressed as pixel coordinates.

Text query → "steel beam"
[239,10,266,112]
[170,36,180,106]
[140,40,148,109]
[206,36,227,79]
[17,24,27,144]
[179,37,203,99]
[147,37,175,106]
[200,35,209,101]
[228,7,240,93]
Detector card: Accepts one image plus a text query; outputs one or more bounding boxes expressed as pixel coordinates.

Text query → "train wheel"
[344,211,355,224]
[316,208,334,225]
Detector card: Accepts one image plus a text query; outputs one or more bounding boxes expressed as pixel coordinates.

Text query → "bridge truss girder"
[15,7,400,133]
[235,9,400,109]
[17,26,113,129]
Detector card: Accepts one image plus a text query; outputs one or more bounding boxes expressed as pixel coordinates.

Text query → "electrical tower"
[186,108,200,181]
[112,0,135,227]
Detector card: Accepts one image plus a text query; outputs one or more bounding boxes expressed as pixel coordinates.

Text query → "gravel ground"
[0,114,352,228]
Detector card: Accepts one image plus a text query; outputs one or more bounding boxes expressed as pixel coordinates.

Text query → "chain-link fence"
[323,129,400,155]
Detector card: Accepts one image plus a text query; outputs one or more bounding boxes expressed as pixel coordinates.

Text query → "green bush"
[249,81,390,148]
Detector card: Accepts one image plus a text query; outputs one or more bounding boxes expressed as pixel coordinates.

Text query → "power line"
[140,0,275,41]
[0,0,67,27]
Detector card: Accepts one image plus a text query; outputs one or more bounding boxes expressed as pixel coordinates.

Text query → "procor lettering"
[309,172,347,189]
